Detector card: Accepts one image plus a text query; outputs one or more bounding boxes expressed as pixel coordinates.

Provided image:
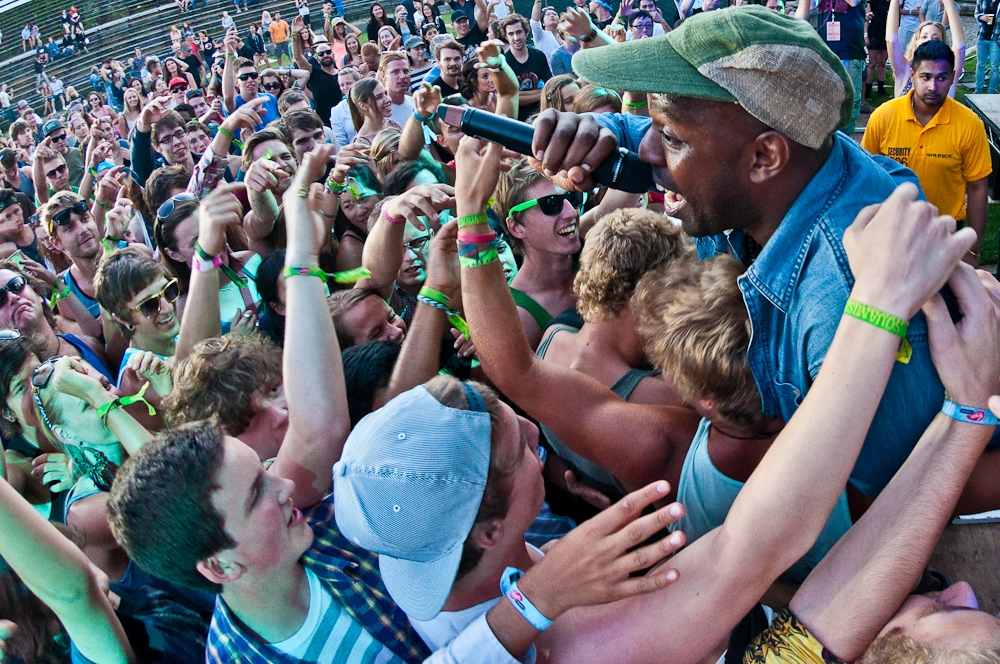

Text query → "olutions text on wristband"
[843,299,908,337]
[941,399,1000,426]
[457,212,489,228]
[500,567,552,631]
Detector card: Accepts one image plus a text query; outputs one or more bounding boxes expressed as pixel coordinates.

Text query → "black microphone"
[436,105,655,194]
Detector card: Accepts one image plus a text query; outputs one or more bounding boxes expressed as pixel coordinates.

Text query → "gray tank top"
[671,417,854,583]
[536,325,659,500]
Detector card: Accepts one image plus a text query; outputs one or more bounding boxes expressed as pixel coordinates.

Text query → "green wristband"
[457,213,489,228]
[217,125,245,152]
[97,381,156,422]
[624,99,648,108]
[419,285,451,306]
[283,265,373,284]
[283,265,327,280]
[843,299,908,338]
[459,247,499,268]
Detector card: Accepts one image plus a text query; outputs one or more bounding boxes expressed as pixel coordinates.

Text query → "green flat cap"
[573,6,852,149]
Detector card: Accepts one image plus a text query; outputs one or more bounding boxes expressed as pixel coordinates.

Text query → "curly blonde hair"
[859,628,1000,664]
[575,208,691,322]
[633,255,761,429]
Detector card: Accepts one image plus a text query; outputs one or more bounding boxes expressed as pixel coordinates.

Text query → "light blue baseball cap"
[334,383,492,620]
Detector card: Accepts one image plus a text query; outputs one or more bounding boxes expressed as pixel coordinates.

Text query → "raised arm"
[943,0,966,55]
[174,184,243,360]
[887,0,907,74]
[477,40,519,119]
[456,140,697,492]
[221,29,240,113]
[401,83,439,160]
[789,265,1000,661]
[291,16,314,73]
[474,0,490,32]
[0,475,133,664]
[358,184,452,300]
[273,143,351,508]
[542,186,977,664]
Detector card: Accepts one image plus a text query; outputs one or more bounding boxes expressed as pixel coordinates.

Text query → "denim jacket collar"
[743,132,856,313]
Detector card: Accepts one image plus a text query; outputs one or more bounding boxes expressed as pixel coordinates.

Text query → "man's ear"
[196,556,246,585]
[505,215,526,241]
[48,231,65,253]
[747,130,791,186]
[469,519,505,551]
[151,140,164,157]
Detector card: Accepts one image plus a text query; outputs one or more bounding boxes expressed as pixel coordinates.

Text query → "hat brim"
[379,545,463,621]
[572,34,736,101]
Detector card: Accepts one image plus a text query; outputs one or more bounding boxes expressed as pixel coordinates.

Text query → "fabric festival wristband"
[624,99,648,108]
[941,399,1000,426]
[460,247,499,268]
[49,282,71,308]
[382,205,406,224]
[416,294,471,337]
[413,110,434,124]
[97,381,156,423]
[843,299,908,338]
[457,231,496,244]
[283,265,327,280]
[284,265,373,284]
[500,567,552,632]
[192,252,224,273]
[194,242,218,262]
[457,212,489,228]
[216,125,244,152]
[418,286,451,307]
[326,179,348,194]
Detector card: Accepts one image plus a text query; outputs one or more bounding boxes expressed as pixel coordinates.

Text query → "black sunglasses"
[46,163,68,180]
[262,82,282,90]
[131,278,180,318]
[171,85,188,93]
[52,200,88,226]
[50,132,67,142]
[0,276,27,308]
[510,190,586,217]
[237,71,259,81]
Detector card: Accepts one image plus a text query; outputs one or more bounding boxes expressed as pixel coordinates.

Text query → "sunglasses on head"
[238,71,259,81]
[52,200,88,226]
[46,163,68,180]
[156,192,197,221]
[0,276,27,308]
[185,88,205,99]
[30,358,117,491]
[131,278,180,318]
[509,190,586,216]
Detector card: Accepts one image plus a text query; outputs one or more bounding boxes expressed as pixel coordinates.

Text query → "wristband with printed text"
[457,212,489,228]
[843,299,908,338]
[500,567,552,631]
[941,399,1000,426]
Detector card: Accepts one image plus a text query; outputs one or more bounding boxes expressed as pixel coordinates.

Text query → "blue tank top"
[59,333,116,385]
[671,417,854,583]
[59,269,100,317]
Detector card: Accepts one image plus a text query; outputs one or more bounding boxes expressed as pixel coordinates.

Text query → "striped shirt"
[274,568,401,663]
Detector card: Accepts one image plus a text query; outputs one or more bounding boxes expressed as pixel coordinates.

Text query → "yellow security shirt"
[861,91,991,220]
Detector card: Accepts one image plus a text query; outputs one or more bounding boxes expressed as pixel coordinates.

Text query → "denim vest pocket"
[772,379,805,414]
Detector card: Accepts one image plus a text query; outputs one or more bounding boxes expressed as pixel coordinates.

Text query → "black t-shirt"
[456,23,487,60]
[307,64,344,127]
[181,54,203,88]
[816,0,867,61]
[428,74,461,98]
[237,42,256,61]
[505,47,551,120]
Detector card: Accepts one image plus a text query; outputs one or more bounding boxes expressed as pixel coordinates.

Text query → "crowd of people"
[1,0,1000,663]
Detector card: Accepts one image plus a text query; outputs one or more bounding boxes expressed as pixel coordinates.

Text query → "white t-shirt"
[492,1,512,19]
[389,94,416,130]
[529,19,561,60]
[273,568,399,663]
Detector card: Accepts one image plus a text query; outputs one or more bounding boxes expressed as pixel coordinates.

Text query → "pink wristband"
[457,231,496,244]
[192,253,224,273]
[382,205,406,224]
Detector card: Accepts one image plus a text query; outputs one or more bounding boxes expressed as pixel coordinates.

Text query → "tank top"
[59,333,116,385]
[535,324,660,502]
[59,268,100,317]
[12,171,35,201]
[510,286,552,331]
[671,417,855,583]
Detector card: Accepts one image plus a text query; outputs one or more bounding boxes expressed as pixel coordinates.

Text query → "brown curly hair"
[574,208,691,322]
[164,335,282,435]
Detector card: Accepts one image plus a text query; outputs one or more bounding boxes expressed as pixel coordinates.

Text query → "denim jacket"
[701,133,942,497]
[593,112,945,496]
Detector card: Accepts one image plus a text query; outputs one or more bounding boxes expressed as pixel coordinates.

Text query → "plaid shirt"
[205,494,431,664]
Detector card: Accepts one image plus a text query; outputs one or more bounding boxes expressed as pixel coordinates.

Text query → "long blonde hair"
[904,20,946,62]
